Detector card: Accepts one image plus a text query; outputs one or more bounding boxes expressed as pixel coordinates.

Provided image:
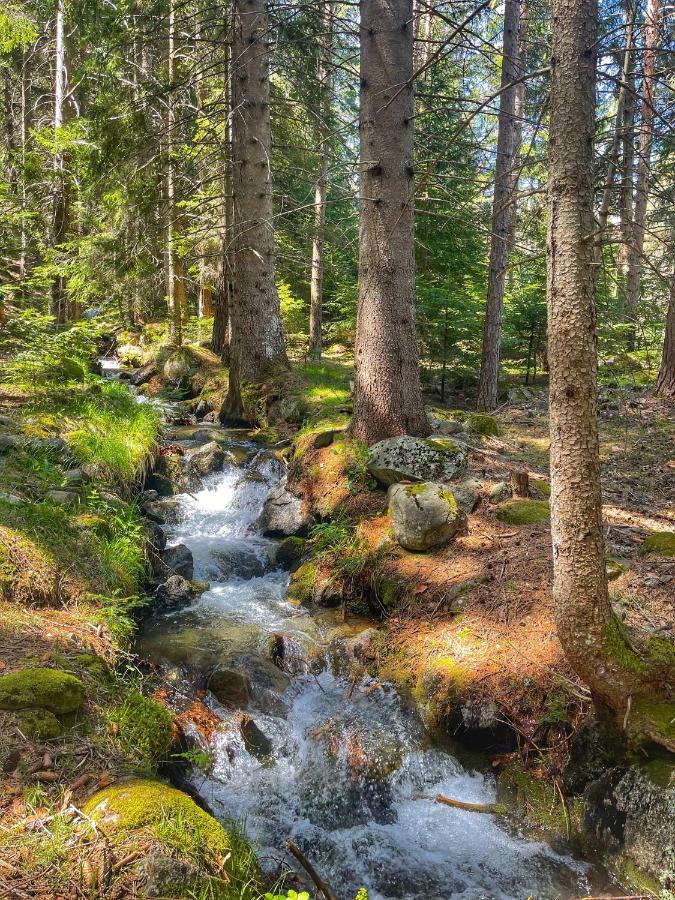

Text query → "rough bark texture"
[212,40,232,362]
[655,240,675,398]
[548,0,674,752]
[475,0,523,411]
[624,0,660,335]
[351,0,429,444]
[223,0,286,418]
[308,1,333,363]
[166,0,181,346]
[50,0,68,323]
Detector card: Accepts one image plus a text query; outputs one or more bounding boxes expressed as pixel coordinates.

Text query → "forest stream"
[130,408,614,900]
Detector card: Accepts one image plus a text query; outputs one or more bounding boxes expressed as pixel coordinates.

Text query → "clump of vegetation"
[496,499,550,525]
[641,531,675,557]
[0,667,85,714]
[465,413,500,436]
[112,691,174,767]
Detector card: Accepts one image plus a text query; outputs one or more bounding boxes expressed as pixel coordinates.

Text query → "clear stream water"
[134,420,610,900]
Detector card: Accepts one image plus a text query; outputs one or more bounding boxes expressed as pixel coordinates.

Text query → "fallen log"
[414,793,507,815]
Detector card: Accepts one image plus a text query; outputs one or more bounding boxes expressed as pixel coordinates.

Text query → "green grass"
[295,360,352,420]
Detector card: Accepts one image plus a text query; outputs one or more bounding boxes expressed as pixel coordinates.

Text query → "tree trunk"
[166,0,182,346]
[616,59,636,311]
[623,0,660,344]
[350,0,429,444]
[309,0,333,362]
[594,7,635,270]
[223,0,286,419]
[475,0,523,411]
[50,0,68,324]
[212,40,232,361]
[548,0,674,753]
[655,236,675,398]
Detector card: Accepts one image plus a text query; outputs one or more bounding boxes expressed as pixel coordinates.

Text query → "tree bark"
[50,0,68,324]
[475,0,523,411]
[655,235,675,399]
[166,0,182,346]
[223,0,286,419]
[212,40,232,361]
[350,0,429,444]
[548,0,674,752]
[308,0,333,362]
[624,0,660,343]
[594,7,635,270]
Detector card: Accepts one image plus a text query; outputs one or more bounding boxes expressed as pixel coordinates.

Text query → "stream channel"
[126,400,612,900]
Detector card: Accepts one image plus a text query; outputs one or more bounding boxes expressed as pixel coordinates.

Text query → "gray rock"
[143,519,167,552]
[188,441,225,477]
[452,478,483,514]
[142,498,180,525]
[155,575,196,610]
[584,765,675,884]
[207,668,251,708]
[129,362,157,387]
[46,489,80,507]
[489,481,512,504]
[0,434,25,452]
[346,628,381,664]
[0,491,23,505]
[258,478,311,537]
[240,714,273,756]
[428,414,464,436]
[161,543,194,579]
[62,468,90,487]
[388,482,467,552]
[195,399,212,419]
[367,435,467,487]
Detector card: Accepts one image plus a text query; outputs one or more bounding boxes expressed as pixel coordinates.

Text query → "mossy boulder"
[276,535,306,570]
[287,561,317,606]
[465,413,500,436]
[0,668,85,714]
[499,762,582,836]
[641,531,675,557]
[496,499,550,526]
[113,692,174,765]
[17,708,62,739]
[83,779,240,860]
[388,482,467,552]
[367,435,467,487]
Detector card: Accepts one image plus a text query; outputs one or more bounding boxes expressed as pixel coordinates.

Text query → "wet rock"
[208,668,251,708]
[388,482,467,552]
[239,714,273,756]
[188,441,225,477]
[584,765,675,885]
[143,519,167,552]
[212,544,271,580]
[160,544,194,580]
[195,399,212,419]
[145,473,174,497]
[129,362,157,387]
[452,478,483,514]
[367,435,467,487]
[258,477,311,537]
[276,536,306,571]
[563,722,614,796]
[345,628,381,664]
[143,498,180,525]
[489,481,512,503]
[154,453,203,494]
[154,575,197,611]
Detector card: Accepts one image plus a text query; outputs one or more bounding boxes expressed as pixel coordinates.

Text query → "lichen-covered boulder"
[188,441,225,477]
[388,482,467,552]
[367,436,467,487]
[0,667,85,714]
[258,477,311,537]
[489,481,512,504]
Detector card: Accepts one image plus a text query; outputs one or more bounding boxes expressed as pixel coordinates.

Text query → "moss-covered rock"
[465,413,500,436]
[641,531,675,557]
[287,561,317,606]
[113,692,174,765]
[83,779,240,861]
[276,535,306,569]
[17,708,62,739]
[499,762,582,836]
[496,499,550,526]
[0,668,85,714]
[388,482,466,552]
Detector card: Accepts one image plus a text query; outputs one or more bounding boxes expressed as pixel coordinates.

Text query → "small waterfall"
[139,428,599,900]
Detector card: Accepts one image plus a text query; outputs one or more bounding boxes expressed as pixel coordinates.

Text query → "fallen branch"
[414,793,507,815]
[286,840,338,900]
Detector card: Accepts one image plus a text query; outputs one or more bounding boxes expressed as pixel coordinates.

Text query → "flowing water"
[136,424,609,900]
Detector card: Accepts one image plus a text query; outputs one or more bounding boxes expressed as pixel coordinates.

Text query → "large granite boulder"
[367,436,467,487]
[388,482,467,552]
[258,478,311,537]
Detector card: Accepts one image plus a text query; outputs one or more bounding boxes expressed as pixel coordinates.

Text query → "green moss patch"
[496,499,550,526]
[287,561,317,606]
[498,762,582,836]
[0,668,84,714]
[531,478,551,498]
[465,413,500,436]
[641,531,675,557]
[17,708,62,739]
[113,692,174,766]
